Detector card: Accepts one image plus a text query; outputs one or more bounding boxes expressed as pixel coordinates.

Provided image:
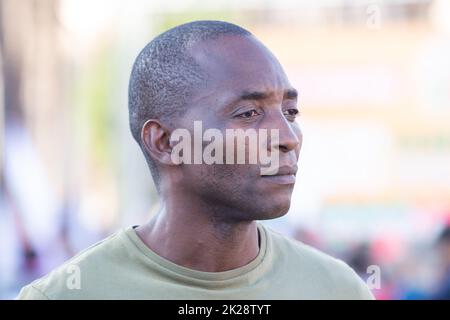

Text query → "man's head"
[128,20,302,222]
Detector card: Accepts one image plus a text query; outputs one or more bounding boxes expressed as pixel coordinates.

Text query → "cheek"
[184,163,252,188]
[211,164,255,184]
[211,165,260,197]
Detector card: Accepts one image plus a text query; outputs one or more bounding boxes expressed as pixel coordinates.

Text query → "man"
[18,20,374,299]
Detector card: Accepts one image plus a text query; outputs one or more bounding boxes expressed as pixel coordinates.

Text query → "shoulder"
[16,229,128,300]
[263,225,375,300]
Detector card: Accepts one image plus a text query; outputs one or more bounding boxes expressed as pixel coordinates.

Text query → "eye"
[283,108,300,120]
[236,109,260,119]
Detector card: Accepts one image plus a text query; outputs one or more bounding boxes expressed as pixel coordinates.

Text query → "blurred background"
[1,0,450,300]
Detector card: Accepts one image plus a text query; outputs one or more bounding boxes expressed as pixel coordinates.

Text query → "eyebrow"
[239,88,298,101]
[284,89,298,100]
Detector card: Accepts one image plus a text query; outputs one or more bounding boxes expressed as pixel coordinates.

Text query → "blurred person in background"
[429,224,450,299]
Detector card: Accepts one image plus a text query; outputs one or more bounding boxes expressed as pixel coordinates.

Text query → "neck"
[135,189,260,272]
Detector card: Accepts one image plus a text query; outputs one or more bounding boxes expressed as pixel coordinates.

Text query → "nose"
[266,111,301,153]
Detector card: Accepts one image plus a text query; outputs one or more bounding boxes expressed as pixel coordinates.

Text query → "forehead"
[189,35,291,101]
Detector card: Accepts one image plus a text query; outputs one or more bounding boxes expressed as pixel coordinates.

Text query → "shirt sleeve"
[331,258,376,300]
[353,274,376,300]
[16,285,50,300]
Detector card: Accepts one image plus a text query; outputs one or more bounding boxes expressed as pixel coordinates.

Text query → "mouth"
[260,165,298,185]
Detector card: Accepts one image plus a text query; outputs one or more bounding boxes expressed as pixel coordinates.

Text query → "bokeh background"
[1,0,450,300]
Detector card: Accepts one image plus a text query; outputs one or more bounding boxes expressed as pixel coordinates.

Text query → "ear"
[141,119,174,166]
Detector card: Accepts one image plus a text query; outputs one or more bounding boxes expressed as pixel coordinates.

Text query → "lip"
[261,174,296,184]
[260,165,298,185]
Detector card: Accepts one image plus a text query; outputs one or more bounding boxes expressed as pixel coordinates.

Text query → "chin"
[255,199,291,220]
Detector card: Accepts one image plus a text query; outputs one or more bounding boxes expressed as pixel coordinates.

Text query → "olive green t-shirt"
[17,223,374,300]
